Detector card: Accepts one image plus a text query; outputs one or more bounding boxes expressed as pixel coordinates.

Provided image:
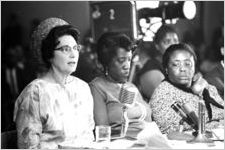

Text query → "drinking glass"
[95,125,111,142]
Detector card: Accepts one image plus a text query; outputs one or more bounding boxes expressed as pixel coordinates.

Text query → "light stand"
[188,96,214,143]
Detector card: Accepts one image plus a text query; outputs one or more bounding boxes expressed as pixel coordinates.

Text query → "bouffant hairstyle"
[96,32,133,71]
[30,17,69,75]
[41,25,80,71]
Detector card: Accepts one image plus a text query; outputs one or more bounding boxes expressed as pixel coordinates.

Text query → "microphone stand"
[188,95,214,143]
[121,105,129,137]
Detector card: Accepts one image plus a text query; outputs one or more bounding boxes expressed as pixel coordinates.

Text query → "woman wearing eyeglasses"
[13,18,95,149]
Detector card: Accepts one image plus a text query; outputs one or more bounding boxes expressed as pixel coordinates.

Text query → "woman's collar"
[164,78,193,94]
[105,74,127,84]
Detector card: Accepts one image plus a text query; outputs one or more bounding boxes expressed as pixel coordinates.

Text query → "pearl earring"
[105,67,108,76]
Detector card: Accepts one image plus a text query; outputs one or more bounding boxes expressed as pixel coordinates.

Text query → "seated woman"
[135,25,179,102]
[13,18,95,149]
[149,43,224,134]
[89,32,152,138]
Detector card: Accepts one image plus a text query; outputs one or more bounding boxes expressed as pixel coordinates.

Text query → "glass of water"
[95,125,111,142]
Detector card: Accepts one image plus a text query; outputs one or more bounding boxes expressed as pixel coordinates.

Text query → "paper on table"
[211,128,224,140]
[58,138,136,149]
[136,121,172,149]
[58,139,103,149]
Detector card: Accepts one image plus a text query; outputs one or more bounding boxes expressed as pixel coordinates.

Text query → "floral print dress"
[13,77,95,149]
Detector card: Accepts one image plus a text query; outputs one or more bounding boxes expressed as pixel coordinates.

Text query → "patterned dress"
[149,80,224,134]
[135,58,164,100]
[13,76,95,149]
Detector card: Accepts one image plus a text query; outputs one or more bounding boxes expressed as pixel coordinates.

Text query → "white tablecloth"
[58,122,224,149]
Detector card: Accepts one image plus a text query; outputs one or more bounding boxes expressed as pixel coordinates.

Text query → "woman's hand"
[191,73,209,96]
[126,102,142,119]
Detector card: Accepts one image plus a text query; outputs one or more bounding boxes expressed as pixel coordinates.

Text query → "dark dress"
[134,58,164,100]
[1,64,31,131]
[204,62,224,99]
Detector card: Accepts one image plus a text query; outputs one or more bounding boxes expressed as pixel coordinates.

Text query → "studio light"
[182,1,196,19]
[138,1,196,20]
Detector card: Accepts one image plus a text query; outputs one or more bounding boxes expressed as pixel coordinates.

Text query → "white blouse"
[14,76,95,149]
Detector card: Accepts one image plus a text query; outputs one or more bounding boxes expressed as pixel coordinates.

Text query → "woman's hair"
[41,25,80,71]
[162,43,198,69]
[154,24,178,44]
[96,32,133,70]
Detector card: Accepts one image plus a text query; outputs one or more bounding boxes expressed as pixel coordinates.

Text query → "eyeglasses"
[169,60,193,70]
[55,45,81,55]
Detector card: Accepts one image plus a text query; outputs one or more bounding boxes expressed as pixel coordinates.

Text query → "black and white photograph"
[1,1,224,149]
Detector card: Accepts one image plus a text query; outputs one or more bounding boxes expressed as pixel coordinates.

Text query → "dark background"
[0,1,224,132]
[1,1,224,45]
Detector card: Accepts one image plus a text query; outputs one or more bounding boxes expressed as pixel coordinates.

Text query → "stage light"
[138,1,196,20]
[183,1,196,19]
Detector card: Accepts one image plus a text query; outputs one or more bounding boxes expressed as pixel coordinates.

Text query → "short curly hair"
[96,32,133,70]
[162,43,198,70]
[41,25,80,71]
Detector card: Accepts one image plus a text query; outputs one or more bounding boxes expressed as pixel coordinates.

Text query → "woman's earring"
[105,67,108,76]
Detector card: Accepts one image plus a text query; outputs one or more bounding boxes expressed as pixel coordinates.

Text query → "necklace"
[49,71,69,87]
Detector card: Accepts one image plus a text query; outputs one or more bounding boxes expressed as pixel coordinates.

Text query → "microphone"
[171,102,198,131]
[181,103,198,130]
[119,84,137,107]
[119,84,137,137]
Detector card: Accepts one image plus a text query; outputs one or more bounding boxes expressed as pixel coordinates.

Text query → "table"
[167,128,224,149]
[58,138,224,149]
[58,122,224,149]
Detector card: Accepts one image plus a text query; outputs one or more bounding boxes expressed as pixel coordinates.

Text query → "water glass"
[95,125,111,142]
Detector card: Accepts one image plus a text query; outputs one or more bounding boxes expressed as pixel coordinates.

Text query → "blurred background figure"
[135,24,179,102]
[74,36,102,82]
[204,23,224,99]
[200,21,224,75]
[2,13,23,50]
[1,45,30,131]
[1,13,31,132]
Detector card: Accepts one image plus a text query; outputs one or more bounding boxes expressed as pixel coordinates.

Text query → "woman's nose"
[123,61,131,70]
[179,64,187,72]
[69,50,78,58]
